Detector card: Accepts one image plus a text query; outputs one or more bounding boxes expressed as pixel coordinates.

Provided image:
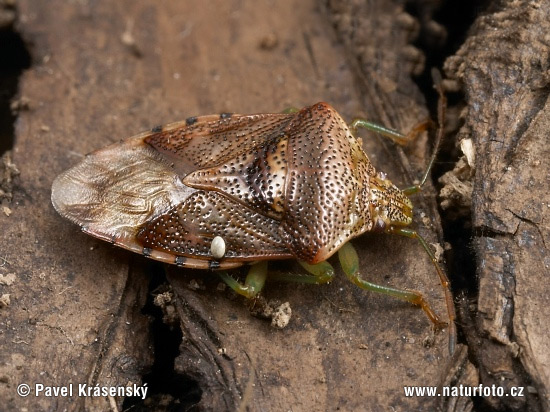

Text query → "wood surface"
[444,1,550,411]
[0,1,547,411]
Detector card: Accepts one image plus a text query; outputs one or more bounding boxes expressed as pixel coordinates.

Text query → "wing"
[51,136,192,244]
[51,136,229,269]
[144,112,294,176]
[136,190,293,265]
[51,133,293,270]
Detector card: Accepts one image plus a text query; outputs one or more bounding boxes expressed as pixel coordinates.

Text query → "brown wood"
[12,0,550,411]
[444,1,550,411]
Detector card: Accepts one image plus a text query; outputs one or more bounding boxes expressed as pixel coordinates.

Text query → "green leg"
[352,70,446,197]
[338,242,448,333]
[218,261,268,299]
[350,118,431,146]
[219,259,336,299]
[268,260,335,284]
[356,113,438,195]
[387,226,457,354]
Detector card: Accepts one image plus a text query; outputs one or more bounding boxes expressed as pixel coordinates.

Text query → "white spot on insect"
[211,236,226,259]
[377,171,387,180]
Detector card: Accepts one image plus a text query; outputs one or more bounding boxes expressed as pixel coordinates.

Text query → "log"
[444,1,550,411]
[6,0,532,410]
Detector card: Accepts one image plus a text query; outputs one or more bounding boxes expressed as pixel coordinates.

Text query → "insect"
[51,76,456,354]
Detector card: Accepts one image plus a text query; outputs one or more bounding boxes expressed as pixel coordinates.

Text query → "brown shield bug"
[52,74,456,354]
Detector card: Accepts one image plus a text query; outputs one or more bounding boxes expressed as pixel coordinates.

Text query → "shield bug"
[51,75,456,353]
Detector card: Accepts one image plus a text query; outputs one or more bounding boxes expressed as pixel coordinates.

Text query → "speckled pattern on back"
[145,112,293,175]
[136,190,291,261]
[52,103,399,265]
[143,103,377,263]
[280,103,376,262]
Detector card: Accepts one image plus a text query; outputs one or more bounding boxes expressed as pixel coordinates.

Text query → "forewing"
[145,112,294,176]
[136,190,293,264]
[51,136,193,245]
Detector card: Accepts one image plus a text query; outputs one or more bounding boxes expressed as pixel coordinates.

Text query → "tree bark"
[4,1,547,411]
[444,1,550,411]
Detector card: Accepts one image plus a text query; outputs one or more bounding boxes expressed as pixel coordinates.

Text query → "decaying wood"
[4,0,547,411]
[444,1,550,411]
[0,1,451,410]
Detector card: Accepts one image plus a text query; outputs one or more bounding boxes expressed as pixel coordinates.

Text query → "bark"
[3,1,546,411]
[444,1,550,411]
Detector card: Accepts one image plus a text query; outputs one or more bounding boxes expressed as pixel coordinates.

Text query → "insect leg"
[338,241,448,331]
[220,260,334,298]
[268,260,335,285]
[388,226,457,354]
[218,261,268,299]
[350,118,431,146]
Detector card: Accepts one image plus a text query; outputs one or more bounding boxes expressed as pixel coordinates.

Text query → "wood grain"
[1,1,466,411]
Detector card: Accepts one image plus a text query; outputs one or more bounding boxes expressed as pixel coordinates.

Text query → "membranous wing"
[52,110,297,268]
